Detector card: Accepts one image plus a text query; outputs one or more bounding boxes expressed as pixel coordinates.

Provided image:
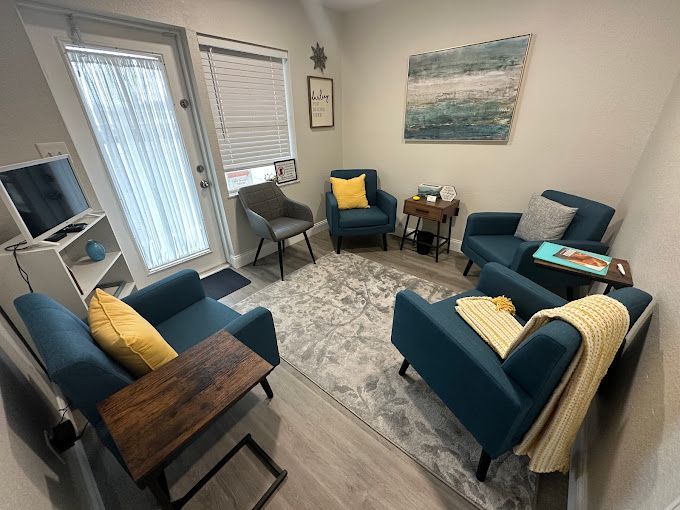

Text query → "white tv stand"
[0,212,136,341]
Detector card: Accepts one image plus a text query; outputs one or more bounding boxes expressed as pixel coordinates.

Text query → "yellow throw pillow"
[330,173,370,210]
[88,288,177,377]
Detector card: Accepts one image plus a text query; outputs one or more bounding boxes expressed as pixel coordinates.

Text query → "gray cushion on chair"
[269,217,313,239]
[515,194,578,241]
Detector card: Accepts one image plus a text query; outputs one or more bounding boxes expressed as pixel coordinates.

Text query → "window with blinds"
[199,37,295,194]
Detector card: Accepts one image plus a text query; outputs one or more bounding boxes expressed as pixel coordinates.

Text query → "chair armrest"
[502,321,581,399]
[244,208,276,240]
[477,263,566,319]
[123,269,205,326]
[376,189,397,226]
[391,290,525,454]
[325,191,340,234]
[284,197,313,223]
[510,240,609,280]
[225,307,280,367]
[464,212,522,237]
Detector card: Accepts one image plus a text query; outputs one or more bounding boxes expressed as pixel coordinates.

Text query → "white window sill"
[227,179,300,199]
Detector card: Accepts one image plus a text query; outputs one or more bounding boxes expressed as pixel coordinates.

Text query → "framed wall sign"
[274,158,298,184]
[307,76,334,128]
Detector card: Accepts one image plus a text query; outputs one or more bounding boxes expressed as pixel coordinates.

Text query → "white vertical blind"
[200,44,293,172]
[66,45,210,271]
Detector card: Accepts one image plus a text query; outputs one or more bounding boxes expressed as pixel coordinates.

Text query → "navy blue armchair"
[391,262,652,481]
[326,169,397,253]
[15,269,279,466]
[461,190,615,296]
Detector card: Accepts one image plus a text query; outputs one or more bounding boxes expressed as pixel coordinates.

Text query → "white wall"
[0,316,99,509]
[583,68,680,510]
[339,0,680,241]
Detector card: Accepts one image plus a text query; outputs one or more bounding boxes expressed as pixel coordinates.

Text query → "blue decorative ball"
[86,240,106,262]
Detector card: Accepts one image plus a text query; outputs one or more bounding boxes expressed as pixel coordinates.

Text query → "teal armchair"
[391,262,652,480]
[14,269,279,466]
[461,190,615,297]
[326,169,397,253]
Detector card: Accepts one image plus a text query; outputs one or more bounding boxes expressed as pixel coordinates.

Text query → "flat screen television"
[0,155,91,245]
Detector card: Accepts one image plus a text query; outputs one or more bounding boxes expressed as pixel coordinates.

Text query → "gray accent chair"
[238,182,316,281]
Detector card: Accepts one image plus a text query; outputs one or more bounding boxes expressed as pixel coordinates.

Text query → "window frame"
[197,35,298,197]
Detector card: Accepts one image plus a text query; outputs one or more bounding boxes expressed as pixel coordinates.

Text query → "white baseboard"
[229,220,328,269]
[389,229,463,254]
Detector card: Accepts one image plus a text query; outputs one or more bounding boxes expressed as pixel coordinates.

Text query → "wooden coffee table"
[399,197,460,262]
[98,330,286,510]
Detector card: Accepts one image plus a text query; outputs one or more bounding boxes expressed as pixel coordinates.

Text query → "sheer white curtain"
[66,46,209,270]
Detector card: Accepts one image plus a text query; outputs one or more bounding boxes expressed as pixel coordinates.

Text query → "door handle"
[200,180,210,188]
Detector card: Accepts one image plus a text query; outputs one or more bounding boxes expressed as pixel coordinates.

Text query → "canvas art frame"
[403,34,531,142]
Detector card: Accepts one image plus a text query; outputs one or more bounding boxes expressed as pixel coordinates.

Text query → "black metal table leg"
[400,214,411,250]
[447,215,453,253]
[435,221,441,262]
[151,434,287,510]
[147,470,174,510]
[412,217,421,246]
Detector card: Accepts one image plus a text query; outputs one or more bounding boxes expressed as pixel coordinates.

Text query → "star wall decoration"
[310,42,327,73]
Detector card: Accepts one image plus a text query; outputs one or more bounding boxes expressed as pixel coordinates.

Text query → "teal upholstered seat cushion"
[338,206,389,229]
[429,290,502,364]
[464,235,524,267]
[156,297,241,353]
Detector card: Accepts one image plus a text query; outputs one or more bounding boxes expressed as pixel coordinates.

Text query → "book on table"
[533,241,612,276]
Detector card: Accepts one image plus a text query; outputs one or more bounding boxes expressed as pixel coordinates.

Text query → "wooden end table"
[399,197,460,262]
[534,256,634,294]
[97,330,286,510]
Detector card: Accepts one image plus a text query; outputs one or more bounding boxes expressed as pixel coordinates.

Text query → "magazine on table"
[553,247,610,271]
[533,241,612,276]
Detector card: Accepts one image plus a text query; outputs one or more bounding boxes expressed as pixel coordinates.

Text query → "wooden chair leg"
[277,241,284,281]
[463,259,473,276]
[253,238,264,266]
[336,236,343,254]
[303,232,316,263]
[382,233,388,251]
[476,449,491,482]
[398,358,410,376]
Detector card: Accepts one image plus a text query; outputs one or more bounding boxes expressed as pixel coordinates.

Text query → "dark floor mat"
[201,268,251,300]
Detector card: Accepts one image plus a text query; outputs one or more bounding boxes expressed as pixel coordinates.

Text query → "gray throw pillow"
[515,195,578,241]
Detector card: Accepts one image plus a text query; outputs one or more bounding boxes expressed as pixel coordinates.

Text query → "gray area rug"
[231,252,536,509]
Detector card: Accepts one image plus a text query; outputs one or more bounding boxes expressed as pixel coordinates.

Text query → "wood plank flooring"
[84,231,566,510]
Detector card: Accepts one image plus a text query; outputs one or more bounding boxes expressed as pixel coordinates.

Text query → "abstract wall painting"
[404,34,531,142]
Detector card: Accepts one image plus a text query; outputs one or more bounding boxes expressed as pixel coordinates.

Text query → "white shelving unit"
[0,212,136,341]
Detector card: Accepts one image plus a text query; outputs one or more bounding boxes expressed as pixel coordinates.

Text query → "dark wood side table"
[98,330,286,510]
[534,257,634,294]
[399,197,460,262]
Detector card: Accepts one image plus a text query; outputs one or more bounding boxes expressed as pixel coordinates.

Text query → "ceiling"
[320,0,384,11]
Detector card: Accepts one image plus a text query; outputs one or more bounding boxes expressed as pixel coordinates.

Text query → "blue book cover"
[533,242,612,276]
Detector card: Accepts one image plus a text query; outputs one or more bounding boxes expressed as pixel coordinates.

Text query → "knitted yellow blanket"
[513,295,629,472]
[456,294,629,473]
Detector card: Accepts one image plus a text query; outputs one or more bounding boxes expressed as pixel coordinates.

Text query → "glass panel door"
[65,44,210,271]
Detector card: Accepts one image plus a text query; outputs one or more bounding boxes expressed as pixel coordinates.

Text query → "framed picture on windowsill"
[307,76,334,128]
[274,158,298,184]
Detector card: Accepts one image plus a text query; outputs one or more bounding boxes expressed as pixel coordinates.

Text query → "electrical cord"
[4,241,33,293]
